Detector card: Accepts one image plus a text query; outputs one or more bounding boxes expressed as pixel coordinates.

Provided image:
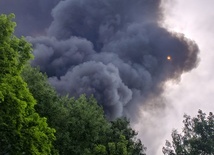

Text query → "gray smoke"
[0,0,61,36]
[2,0,199,120]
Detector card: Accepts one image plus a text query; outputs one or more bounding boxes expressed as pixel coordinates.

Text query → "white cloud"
[135,1,214,154]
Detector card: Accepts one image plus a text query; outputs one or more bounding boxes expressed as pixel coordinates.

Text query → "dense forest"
[0,14,213,155]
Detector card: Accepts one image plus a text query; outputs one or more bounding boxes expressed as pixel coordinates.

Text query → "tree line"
[0,14,213,155]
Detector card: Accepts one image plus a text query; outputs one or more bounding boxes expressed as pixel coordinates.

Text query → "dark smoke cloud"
[4,0,199,120]
[0,0,61,36]
[49,61,133,119]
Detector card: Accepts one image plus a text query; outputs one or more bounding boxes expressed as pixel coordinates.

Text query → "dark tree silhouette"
[163,110,214,155]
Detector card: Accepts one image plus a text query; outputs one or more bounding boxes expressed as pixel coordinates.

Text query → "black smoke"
[2,0,199,120]
[0,0,61,36]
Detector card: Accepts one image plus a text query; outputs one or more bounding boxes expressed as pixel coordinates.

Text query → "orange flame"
[167,56,171,60]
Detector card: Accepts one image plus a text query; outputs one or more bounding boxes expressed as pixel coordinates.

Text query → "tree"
[22,66,109,154]
[22,64,147,155]
[163,110,214,155]
[22,65,64,128]
[61,95,111,155]
[0,14,56,154]
[107,118,146,155]
[22,65,65,154]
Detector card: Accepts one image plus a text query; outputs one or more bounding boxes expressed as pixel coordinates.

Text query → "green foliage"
[1,12,146,155]
[0,14,55,154]
[22,65,69,154]
[59,95,110,155]
[22,65,63,128]
[22,65,146,155]
[94,144,107,155]
[22,66,108,154]
[0,14,32,75]
[163,110,214,155]
[107,118,147,155]
[107,135,128,155]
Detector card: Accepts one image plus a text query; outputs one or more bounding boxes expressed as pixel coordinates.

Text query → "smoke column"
[0,0,199,120]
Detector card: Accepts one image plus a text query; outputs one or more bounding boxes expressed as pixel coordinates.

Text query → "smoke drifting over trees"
[0,0,199,120]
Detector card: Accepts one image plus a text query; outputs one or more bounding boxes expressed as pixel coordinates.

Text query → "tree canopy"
[22,65,146,155]
[2,13,213,155]
[163,110,214,155]
[0,14,55,154]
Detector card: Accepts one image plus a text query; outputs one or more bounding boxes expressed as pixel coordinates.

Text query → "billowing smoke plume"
[3,0,199,120]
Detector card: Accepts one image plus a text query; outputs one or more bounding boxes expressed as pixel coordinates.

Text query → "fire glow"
[167,56,171,61]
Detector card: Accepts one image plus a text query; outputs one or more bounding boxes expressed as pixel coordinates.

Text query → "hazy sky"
[135,0,214,154]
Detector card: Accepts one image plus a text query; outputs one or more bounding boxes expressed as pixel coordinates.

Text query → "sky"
[134,0,214,154]
[0,0,214,155]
